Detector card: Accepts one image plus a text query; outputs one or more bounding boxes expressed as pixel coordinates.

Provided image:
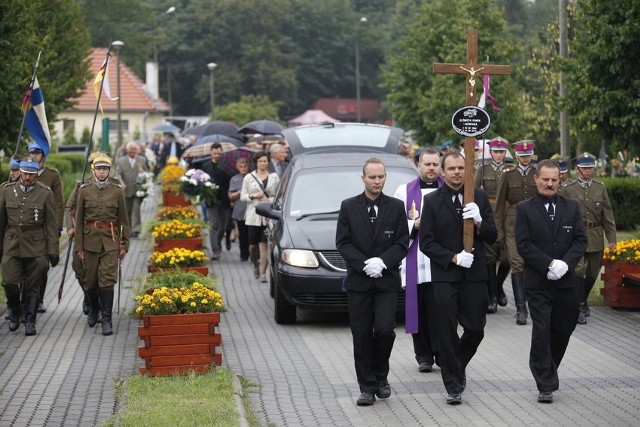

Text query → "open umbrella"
[197,134,244,146]
[217,147,259,176]
[183,121,240,137]
[152,123,181,133]
[238,119,284,136]
[182,141,239,159]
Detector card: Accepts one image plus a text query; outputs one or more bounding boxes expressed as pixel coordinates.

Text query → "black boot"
[577,302,587,325]
[38,281,47,313]
[100,287,115,336]
[512,274,528,325]
[584,278,596,317]
[87,288,100,328]
[496,262,510,306]
[82,293,90,315]
[486,263,498,313]
[5,293,22,332]
[24,296,39,336]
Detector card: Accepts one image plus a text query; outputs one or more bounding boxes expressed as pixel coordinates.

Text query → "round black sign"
[451,106,491,137]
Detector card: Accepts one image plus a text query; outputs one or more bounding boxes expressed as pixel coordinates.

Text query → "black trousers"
[525,286,578,392]
[347,288,398,393]
[432,280,487,394]
[412,282,439,365]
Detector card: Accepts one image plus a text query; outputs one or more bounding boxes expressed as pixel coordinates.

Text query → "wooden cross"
[433,28,511,251]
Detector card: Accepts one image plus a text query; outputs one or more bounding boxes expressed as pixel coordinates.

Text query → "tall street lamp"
[207,62,218,119]
[113,40,125,150]
[355,16,367,122]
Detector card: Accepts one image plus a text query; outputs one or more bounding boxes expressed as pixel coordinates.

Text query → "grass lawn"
[109,368,259,427]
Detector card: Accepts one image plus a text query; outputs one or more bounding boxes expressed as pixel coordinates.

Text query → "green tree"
[563,0,640,154]
[0,0,90,154]
[215,95,282,125]
[383,0,521,146]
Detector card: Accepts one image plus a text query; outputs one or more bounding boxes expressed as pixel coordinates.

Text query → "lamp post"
[355,16,367,122]
[207,62,217,119]
[112,40,125,150]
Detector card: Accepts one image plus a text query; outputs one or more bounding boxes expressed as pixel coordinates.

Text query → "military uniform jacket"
[37,166,64,230]
[475,163,513,201]
[0,182,59,258]
[74,181,130,254]
[560,180,616,252]
[494,167,537,240]
[65,177,122,230]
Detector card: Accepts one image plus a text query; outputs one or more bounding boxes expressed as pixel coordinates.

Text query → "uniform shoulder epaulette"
[36,181,52,190]
[563,180,578,187]
[592,179,606,187]
[503,164,515,171]
[80,182,92,189]
[4,181,17,187]
[44,165,60,173]
[110,182,123,188]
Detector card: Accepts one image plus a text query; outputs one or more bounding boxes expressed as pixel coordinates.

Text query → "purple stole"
[404,176,444,333]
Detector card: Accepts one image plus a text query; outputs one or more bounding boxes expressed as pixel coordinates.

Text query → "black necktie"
[453,192,462,216]
[369,204,377,224]
[547,202,555,221]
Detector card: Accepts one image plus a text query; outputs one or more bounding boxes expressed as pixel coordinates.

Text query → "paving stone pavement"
[2,188,640,426]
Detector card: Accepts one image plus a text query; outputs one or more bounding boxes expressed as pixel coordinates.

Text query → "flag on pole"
[93,56,118,113]
[22,77,51,157]
[477,74,502,111]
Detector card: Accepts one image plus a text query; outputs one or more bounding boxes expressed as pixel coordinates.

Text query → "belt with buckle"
[85,221,117,228]
[7,223,44,231]
[583,220,601,229]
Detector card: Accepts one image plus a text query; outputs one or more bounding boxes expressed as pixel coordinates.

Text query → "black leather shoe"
[497,293,508,307]
[537,391,553,403]
[487,299,497,313]
[82,296,90,315]
[585,305,590,317]
[515,310,527,325]
[446,393,462,405]
[577,310,587,325]
[356,392,375,406]
[376,380,391,399]
[37,302,46,313]
[418,361,433,373]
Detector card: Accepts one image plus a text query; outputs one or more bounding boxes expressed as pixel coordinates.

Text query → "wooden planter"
[162,191,190,207]
[600,260,640,308]
[154,237,203,252]
[138,312,222,377]
[147,266,209,276]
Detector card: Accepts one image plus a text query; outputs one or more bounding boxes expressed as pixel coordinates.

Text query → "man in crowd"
[560,153,616,324]
[394,149,443,373]
[336,157,409,406]
[494,140,537,325]
[557,159,572,187]
[268,142,289,178]
[419,152,497,405]
[1,160,59,336]
[475,137,513,313]
[28,143,64,313]
[75,154,130,336]
[115,141,149,238]
[515,159,587,403]
[201,142,231,260]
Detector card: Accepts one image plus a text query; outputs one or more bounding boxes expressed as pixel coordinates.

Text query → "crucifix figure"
[433,28,511,251]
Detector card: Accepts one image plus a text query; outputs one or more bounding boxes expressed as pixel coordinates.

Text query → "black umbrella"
[183,121,240,137]
[237,119,284,136]
[152,123,181,133]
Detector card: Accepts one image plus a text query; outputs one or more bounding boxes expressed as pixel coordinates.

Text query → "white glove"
[455,250,474,268]
[547,270,560,281]
[462,202,482,223]
[363,257,387,278]
[548,259,569,279]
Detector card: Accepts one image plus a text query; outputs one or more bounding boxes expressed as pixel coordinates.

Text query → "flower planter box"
[162,191,190,207]
[154,237,203,252]
[600,260,640,308]
[138,312,222,377]
[147,266,209,276]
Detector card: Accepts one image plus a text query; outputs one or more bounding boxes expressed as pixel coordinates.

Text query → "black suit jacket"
[515,194,587,289]
[201,160,231,208]
[419,186,497,283]
[336,193,409,292]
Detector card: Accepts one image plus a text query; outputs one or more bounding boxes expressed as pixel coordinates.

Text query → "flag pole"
[58,44,112,303]
[14,51,42,156]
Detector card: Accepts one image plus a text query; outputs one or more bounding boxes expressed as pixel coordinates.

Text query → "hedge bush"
[599,177,640,231]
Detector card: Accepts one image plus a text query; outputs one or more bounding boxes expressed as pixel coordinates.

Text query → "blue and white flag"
[22,76,51,157]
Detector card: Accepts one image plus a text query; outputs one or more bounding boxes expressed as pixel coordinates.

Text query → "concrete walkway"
[2,188,640,426]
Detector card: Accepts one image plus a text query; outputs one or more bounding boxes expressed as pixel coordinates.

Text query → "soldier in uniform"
[0,160,59,335]
[475,137,513,313]
[74,154,130,336]
[495,140,538,325]
[65,152,121,316]
[27,143,64,313]
[557,160,573,187]
[560,153,616,324]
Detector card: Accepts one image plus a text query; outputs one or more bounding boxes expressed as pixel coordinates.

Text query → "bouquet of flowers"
[135,171,155,199]
[151,219,203,239]
[155,206,199,221]
[135,282,224,315]
[603,239,640,264]
[158,165,185,193]
[179,169,219,207]
[149,248,208,268]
